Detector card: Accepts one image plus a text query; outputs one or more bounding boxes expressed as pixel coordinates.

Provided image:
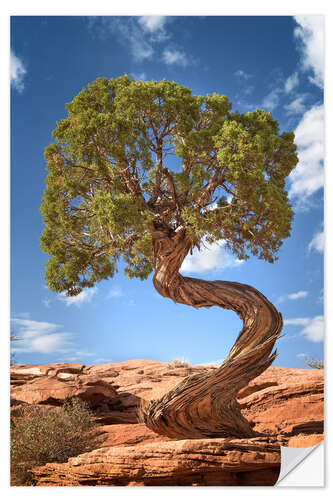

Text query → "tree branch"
[194,170,226,209]
[148,148,163,207]
[162,168,180,211]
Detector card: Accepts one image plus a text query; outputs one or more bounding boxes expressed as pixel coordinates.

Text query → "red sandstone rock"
[10,362,323,441]
[31,437,281,486]
[95,423,172,448]
[238,366,324,443]
[10,361,323,486]
[11,373,117,406]
[11,363,85,383]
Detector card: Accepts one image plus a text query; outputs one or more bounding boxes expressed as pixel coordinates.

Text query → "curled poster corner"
[276,441,324,486]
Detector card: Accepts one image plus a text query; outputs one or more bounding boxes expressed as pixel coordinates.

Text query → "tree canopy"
[40,76,298,295]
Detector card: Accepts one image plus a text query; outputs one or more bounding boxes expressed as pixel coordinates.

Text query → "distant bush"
[304,357,324,369]
[168,358,189,368]
[10,332,20,365]
[10,398,97,486]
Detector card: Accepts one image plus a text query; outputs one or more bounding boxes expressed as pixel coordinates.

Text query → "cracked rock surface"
[10,361,323,486]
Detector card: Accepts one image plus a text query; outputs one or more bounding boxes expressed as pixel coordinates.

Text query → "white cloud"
[29,334,70,354]
[234,69,252,80]
[11,318,73,354]
[92,358,110,364]
[284,315,324,342]
[42,298,51,308]
[77,351,95,356]
[308,230,324,253]
[284,95,307,115]
[87,17,192,67]
[284,317,311,326]
[131,72,146,81]
[302,316,324,342]
[284,72,299,93]
[181,240,242,274]
[294,16,324,89]
[262,88,280,110]
[162,48,189,67]
[287,290,308,300]
[58,288,97,307]
[88,17,154,61]
[11,317,101,359]
[107,285,124,299]
[15,312,31,319]
[288,104,324,206]
[131,40,154,61]
[10,51,27,93]
[138,16,167,33]
[60,351,96,362]
[12,319,58,338]
[278,290,309,303]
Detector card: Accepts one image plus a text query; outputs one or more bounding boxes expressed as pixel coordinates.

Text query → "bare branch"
[194,170,226,209]
[148,148,163,207]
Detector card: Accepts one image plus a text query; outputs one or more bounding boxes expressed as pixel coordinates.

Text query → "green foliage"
[10,398,96,486]
[41,76,298,294]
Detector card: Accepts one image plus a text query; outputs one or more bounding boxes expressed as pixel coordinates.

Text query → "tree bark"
[141,228,283,439]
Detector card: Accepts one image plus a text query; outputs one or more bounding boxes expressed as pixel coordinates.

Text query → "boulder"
[10,363,85,387]
[95,423,172,448]
[11,374,117,407]
[238,366,324,445]
[31,437,281,486]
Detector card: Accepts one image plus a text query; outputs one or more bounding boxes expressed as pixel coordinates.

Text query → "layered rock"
[10,361,324,486]
[10,363,85,387]
[238,366,324,447]
[31,437,281,486]
[11,360,202,423]
[11,373,117,407]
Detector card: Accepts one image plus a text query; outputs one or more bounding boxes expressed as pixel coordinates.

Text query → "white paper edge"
[276,441,324,486]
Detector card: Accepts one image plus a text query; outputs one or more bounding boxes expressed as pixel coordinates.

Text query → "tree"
[10,332,20,365]
[41,76,298,439]
[304,357,324,369]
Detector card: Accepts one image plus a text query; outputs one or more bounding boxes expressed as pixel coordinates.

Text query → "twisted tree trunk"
[141,228,283,439]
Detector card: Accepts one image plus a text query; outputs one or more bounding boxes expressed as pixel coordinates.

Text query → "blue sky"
[10,15,324,368]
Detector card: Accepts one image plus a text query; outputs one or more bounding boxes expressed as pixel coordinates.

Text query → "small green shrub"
[11,398,96,486]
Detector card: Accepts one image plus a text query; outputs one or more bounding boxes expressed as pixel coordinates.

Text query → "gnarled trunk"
[141,228,283,439]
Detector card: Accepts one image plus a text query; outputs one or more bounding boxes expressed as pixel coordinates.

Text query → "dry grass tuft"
[167,358,190,368]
